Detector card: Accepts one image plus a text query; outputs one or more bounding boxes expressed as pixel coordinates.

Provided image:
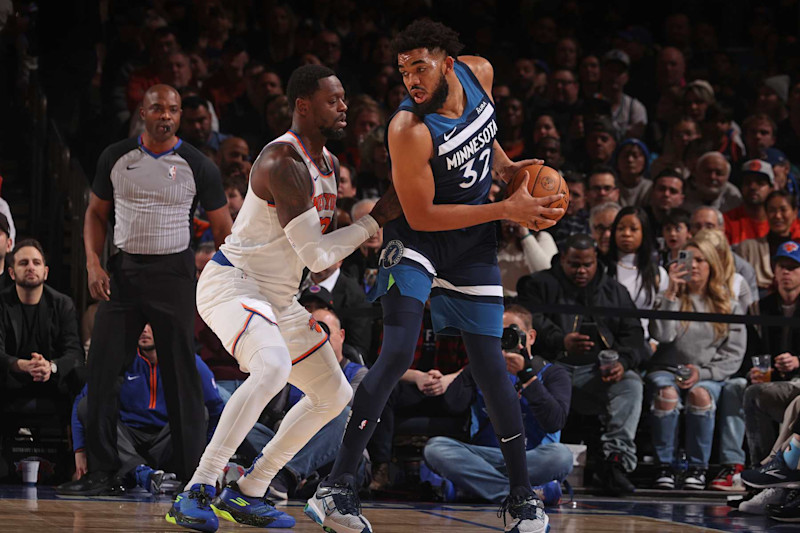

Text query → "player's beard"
[320,125,346,140]
[412,73,449,116]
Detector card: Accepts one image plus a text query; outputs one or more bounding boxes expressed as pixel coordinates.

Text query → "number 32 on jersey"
[459,147,492,189]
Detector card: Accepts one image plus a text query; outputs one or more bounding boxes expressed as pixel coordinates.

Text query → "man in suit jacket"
[0,239,85,425]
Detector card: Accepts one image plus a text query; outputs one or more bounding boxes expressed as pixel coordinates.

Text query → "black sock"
[328,288,423,482]
[462,331,532,494]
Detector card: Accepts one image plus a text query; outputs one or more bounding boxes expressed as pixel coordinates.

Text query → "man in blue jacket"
[422,305,573,504]
[58,324,224,495]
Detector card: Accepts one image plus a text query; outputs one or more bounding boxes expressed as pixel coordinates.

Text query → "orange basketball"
[507,164,570,230]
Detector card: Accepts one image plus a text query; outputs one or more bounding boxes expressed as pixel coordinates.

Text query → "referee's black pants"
[86,249,205,481]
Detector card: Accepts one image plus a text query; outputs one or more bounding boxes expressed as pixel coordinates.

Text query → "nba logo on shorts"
[168,165,177,180]
[359,419,368,430]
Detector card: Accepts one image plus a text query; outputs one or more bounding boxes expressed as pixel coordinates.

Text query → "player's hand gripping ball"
[507,164,570,230]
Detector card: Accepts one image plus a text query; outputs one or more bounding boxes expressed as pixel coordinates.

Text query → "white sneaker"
[502,493,550,533]
[739,488,787,515]
[683,468,707,490]
[304,480,372,533]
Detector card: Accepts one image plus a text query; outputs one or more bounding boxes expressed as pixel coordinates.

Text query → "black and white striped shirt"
[93,136,227,255]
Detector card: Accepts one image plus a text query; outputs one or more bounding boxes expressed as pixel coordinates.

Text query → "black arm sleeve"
[520,364,572,434]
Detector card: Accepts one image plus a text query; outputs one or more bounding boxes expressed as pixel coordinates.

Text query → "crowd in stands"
[2,0,800,512]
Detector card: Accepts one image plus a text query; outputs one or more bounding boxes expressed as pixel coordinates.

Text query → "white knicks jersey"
[219,131,337,307]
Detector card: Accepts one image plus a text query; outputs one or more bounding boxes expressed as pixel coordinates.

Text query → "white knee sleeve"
[290,343,353,413]
[237,342,350,497]
[186,323,292,490]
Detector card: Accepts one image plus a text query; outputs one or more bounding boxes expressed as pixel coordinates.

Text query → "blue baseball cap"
[775,241,800,265]
[765,147,789,167]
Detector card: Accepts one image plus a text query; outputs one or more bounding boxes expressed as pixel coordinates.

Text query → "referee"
[65,84,232,494]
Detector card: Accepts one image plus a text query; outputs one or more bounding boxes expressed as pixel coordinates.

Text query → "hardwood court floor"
[0,485,783,532]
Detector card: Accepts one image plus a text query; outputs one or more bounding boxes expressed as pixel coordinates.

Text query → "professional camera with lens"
[502,324,538,384]
[501,324,527,353]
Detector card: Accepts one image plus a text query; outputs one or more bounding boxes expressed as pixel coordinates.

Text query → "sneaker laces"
[189,486,213,508]
[331,483,362,516]
[497,493,540,526]
[260,495,278,508]
[687,467,705,479]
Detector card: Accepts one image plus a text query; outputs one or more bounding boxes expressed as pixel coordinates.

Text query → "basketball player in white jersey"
[167,65,400,532]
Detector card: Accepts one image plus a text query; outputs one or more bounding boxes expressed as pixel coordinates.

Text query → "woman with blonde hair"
[691,228,753,490]
[693,229,753,312]
[646,237,747,491]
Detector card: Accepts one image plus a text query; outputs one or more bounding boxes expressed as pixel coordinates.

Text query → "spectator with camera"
[517,233,646,495]
[660,208,691,267]
[422,305,573,504]
[647,237,746,490]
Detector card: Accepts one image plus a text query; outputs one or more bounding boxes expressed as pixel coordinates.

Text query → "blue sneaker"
[166,484,218,532]
[419,461,456,502]
[742,451,800,489]
[211,481,296,528]
[532,481,561,507]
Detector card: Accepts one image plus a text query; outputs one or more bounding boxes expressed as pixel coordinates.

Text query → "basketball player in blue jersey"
[305,20,563,533]
[167,65,400,532]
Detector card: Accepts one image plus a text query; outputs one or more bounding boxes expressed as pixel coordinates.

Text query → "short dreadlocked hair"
[286,64,337,112]
[391,19,464,59]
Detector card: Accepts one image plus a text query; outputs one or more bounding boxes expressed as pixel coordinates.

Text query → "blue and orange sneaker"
[211,481,296,528]
[166,483,218,532]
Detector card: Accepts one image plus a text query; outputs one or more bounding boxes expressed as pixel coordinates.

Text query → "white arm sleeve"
[284,207,379,273]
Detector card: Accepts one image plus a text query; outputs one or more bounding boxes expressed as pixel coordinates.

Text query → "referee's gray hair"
[589,201,621,224]
[696,151,731,177]
[691,205,724,227]
[351,197,379,221]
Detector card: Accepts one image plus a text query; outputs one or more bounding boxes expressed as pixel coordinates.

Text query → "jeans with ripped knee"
[646,370,724,468]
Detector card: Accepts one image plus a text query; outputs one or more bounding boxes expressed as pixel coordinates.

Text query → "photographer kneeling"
[421,305,573,504]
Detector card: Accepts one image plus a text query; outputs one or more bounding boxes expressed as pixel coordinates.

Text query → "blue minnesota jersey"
[398,60,498,206]
[373,59,505,338]
[385,60,499,270]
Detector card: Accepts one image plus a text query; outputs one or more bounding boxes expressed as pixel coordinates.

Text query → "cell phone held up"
[578,319,598,339]
[677,250,693,281]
